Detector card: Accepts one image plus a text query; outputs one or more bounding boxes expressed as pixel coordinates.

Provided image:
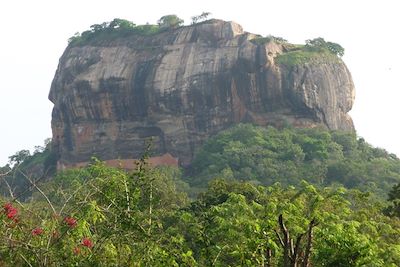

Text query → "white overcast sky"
[0,0,399,165]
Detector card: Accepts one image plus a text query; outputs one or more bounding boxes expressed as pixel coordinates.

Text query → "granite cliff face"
[49,19,355,168]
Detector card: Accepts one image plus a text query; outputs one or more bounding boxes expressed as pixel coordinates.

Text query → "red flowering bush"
[64,216,77,228]
[3,202,18,220]
[0,159,191,266]
[31,227,44,236]
[81,237,93,249]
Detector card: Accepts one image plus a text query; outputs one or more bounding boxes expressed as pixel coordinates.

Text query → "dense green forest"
[187,124,400,198]
[1,124,400,266]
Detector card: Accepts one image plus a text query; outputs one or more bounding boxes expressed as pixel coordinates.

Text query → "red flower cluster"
[73,238,94,255]
[64,216,77,228]
[32,227,44,236]
[82,237,93,249]
[3,202,18,220]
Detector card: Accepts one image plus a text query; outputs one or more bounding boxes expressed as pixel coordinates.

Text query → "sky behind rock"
[0,0,399,165]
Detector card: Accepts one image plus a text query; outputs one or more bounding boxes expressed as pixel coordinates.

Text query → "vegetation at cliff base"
[187,124,400,198]
[0,138,57,199]
[1,158,400,266]
[1,124,400,266]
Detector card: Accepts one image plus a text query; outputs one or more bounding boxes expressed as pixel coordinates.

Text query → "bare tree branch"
[293,233,304,265]
[20,171,56,215]
[274,229,285,247]
[0,169,12,177]
[1,168,15,198]
[3,179,15,199]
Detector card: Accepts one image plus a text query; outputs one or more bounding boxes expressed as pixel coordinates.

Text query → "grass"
[250,37,274,45]
[276,49,340,66]
[250,35,287,46]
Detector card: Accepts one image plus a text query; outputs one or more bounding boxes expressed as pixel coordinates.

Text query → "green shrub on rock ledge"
[276,37,345,66]
[276,48,340,66]
[68,16,182,47]
[250,35,288,45]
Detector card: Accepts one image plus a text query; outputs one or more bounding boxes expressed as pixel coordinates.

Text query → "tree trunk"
[265,248,272,267]
[277,214,292,267]
[302,219,317,267]
[276,214,317,267]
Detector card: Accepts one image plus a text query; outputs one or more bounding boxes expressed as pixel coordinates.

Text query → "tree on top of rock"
[191,12,212,24]
[157,15,184,29]
[306,37,345,57]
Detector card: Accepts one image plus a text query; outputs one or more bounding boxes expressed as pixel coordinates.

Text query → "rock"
[49,19,355,168]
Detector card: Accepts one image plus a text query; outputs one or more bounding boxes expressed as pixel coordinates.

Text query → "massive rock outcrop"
[49,19,355,168]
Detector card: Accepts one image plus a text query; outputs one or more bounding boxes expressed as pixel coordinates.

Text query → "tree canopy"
[187,124,400,198]
[191,12,211,24]
[1,160,399,266]
[68,18,163,46]
[1,126,400,266]
[306,37,345,57]
[157,14,184,29]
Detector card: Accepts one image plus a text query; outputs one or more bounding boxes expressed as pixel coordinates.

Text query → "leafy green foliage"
[187,124,400,198]
[0,139,57,199]
[384,183,400,217]
[250,35,287,45]
[1,125,399,265]
[276,37,344,66]
[276,49,340,66]
[68,15,187,46]
[157,15,184,29]
[158,179,400,266]
[191,12,211,24]
[68,18,163,46]
[1,157,400,266]
[8,150,31,165]
[306,37,345,57]
[1,157,190,266]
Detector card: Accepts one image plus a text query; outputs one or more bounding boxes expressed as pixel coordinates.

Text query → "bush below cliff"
[186,124,400,198]
[1,156,400,266]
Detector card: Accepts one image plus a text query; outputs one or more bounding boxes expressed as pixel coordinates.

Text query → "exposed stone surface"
[49,19,355,168]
